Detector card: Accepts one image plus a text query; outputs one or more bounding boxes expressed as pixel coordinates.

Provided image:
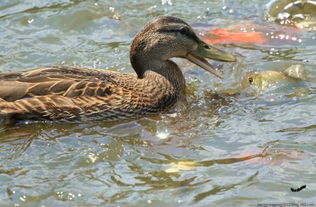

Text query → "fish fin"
[284,64,307,80]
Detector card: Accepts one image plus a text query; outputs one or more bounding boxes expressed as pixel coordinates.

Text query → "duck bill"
[186,43,236,79]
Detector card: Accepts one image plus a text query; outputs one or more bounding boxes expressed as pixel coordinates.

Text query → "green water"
[0,0,316,206]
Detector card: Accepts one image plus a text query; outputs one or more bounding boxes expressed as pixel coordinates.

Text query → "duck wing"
[0,66,133,101]
[0,66,140,121]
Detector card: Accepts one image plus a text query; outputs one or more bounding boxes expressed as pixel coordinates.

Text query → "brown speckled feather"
[0,66,180,122]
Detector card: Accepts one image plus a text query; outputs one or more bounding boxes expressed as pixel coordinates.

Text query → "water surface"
[0,0,316,206]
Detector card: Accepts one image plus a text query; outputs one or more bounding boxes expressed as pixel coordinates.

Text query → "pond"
[0,0,315,206]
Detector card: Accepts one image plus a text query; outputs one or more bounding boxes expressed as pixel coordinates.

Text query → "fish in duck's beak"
[186,40,236,79]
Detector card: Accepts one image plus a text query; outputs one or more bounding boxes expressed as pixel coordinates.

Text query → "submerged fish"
[201,23,303,46]
[200,0,316,46]
[295,19,316,30]
[165,161,197,173]
[217,64,308,96]
[242,64,307,90]
[239,147,307,167]
[204,25,268,44]
[266,0,316,30]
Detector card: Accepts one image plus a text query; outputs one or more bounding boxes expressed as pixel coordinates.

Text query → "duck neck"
[130,54,186,94]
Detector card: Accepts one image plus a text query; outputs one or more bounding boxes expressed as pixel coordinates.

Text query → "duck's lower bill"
[187,54,224,79]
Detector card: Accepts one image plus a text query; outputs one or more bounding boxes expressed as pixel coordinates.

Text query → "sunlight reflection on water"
[0,0,316,206]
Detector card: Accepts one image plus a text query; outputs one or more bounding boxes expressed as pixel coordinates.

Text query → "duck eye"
[248,77,253,83]
[204,44,210,49]
[179,27,189,34]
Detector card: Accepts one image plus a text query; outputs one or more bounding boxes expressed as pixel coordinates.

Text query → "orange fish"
[202,24,302,45]
[204,24,268,44]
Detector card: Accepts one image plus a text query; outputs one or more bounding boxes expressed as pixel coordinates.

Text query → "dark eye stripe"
[158,27,200,43]
[179,26,189,34]
[184,31,200,43]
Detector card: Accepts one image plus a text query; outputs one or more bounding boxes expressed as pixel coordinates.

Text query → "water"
[0,0,316,206]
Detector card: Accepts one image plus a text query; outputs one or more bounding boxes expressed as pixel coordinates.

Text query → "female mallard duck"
[0,16,235,122]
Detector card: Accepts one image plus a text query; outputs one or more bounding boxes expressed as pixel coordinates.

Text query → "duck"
[0,16,236,122]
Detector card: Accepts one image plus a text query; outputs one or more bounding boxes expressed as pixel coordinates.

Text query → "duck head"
[130,16,236,79]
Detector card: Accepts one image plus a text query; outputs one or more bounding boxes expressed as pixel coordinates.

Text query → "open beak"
[186,41,236,79]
